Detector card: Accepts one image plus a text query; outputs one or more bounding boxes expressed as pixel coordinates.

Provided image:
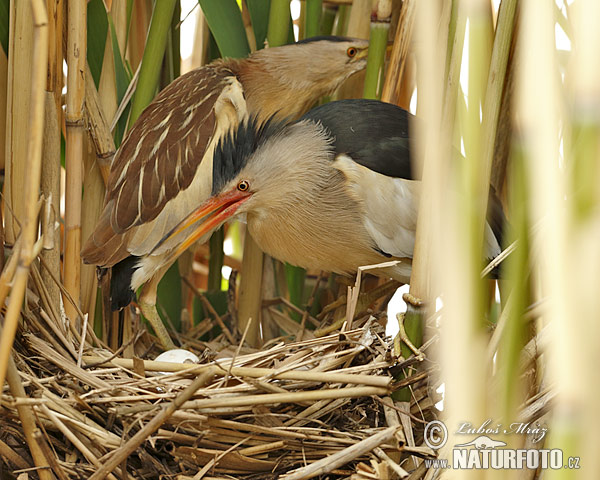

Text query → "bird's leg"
[138,276,176,350]
[394,312,425,361]
[393,293,426,361]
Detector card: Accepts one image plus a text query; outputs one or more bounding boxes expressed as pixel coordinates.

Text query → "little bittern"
[81,37,369,349]
[159,99,505,287]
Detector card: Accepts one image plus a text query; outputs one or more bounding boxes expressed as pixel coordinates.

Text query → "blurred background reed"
[0,0,598,477]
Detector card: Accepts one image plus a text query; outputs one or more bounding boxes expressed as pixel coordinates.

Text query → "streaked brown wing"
[106,65,235,233]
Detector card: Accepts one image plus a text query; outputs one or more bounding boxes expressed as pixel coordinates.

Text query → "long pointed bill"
[152,189,251,263]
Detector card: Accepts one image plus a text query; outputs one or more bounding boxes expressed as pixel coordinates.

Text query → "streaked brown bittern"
[158,99,505,291]
[81,37,369,349]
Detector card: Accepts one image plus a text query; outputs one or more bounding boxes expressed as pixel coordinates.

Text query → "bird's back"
[82,62,239,267]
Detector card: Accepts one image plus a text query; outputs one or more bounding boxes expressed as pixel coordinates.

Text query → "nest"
[1,278,439,480]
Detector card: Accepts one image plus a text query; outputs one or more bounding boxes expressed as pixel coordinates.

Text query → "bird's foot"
[402,292,424,310]
[139,301,176,350]
[394,312,425,361]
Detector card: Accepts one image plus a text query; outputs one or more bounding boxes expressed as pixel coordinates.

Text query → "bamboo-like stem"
[4,0,34,243]
[381,0,415,106]
[169,385,388,411]
[0,0,49,390]
[0,41,7,174]
[397,0,450,404]
[543,0,598,468]
[334,0,370,100]
[6,354,54,480]
[237,0,294,347]
[41,92,61,316]
[87,368,216,480]
[128,0,177,125]
[82,355,391,387]
[64,0,87,326]
[266,0,291,48]
[305,0,323,38]
[235,236,263,347]
[363,0,390,100]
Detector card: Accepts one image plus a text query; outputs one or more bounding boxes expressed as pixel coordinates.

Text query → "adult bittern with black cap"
[81,37,369,349]
[157,99,505,293]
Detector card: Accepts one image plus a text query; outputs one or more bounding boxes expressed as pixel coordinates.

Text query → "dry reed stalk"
[189,7,209,71]
[479,0,517,207]
[84,64,115,183]
[82,356,390,387]
[80,134,105,323]
[281,426,400,480]
[29,336,112,390]
[4,0,34,244]
[0,48,7,172]
[381,0,415,106]
[41,91,62,319]
[237,232,265,348]
[175,386,388,411]
[39,404,120,480]
[335,0,370,99]
[0,238,22,307]
[33,428,72,480]
[128,0,152,72]
[0,0,49,390]
[87,368,216,480]
[0,437,30,470]
[6,354,53,480]
[64,0,87,326]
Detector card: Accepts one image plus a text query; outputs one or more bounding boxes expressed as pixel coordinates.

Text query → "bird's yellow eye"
[237,180,250,192]
[347,47,358,58]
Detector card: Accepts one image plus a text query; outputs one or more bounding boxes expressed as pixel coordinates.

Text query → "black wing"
[300,98,415,180]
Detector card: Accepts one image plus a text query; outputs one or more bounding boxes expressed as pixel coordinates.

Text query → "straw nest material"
[1,278,440,480]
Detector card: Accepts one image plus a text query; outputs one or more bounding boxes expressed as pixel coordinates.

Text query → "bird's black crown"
[296,35,354,45]
[212,116,285,195]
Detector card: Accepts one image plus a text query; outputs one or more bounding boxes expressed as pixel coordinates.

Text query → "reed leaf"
[107,13,132,146]
[198,0,250,58]
[128,0,178,125]
[247,0,271,49]
[87,0,109,88]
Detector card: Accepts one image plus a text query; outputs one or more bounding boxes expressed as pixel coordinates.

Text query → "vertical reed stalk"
[335,0,370,99]
[396,1,449,403]
[236,0,293,346]
[40,0,62,316]
[128,0,177,125]
[41,92,61,315]
[363,1,389,100]
[551,0,600,473]
[6,354,53,480]
[381,0,415,107]
[4,0,34,244]
[304,0,322,38]
[64,0,87,325]
[266,0,290,48]
[0,0,48,392]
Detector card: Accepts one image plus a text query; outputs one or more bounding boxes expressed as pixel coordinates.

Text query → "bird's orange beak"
[153,188,251,261]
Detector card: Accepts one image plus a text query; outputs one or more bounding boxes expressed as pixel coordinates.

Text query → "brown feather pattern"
[108,66,232,232]
[82,63,238,266]
[81,38,369,272]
